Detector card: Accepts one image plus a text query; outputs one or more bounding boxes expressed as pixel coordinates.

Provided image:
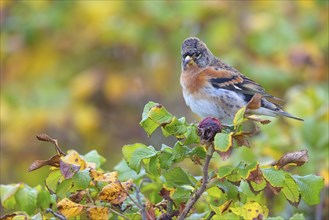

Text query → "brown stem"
[178,144,214,220]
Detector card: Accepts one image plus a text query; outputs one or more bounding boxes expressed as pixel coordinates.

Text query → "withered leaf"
[159,187,172,201]
[271,149,308,169]
[145,201,156,220]
[57,198,85,218]
[0,213,28,220]
[86,206,109,220]
[246,93,263,110]
[246,115,271,125]
[28,154,61,172]
[70,190,87,203]
[232,134,250,147]
[36,133,65,156]
[247,164,263,184]
[216,147,232,161]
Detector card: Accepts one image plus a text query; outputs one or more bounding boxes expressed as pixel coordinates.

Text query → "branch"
[178,144,214,220]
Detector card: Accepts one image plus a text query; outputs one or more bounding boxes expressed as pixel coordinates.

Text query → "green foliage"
[1,102,324,219]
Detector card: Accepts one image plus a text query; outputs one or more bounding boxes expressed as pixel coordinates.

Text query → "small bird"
[180,37,303,125]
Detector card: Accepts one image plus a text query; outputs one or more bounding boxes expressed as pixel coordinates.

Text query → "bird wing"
[201,66,280,100]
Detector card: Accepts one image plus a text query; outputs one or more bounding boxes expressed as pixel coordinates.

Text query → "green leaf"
[114,159,142,181]
[172,143,189,161]
[163,116,187,136]
[282,174,300,207]
[289,213,305,220]
[56,179,73,199]
[217,179,239,200]
[147,155,160,176]
[84,150,106,168]
[183,125,200,145]
[233,106,246,126]
[214,132,233,152]
[188,146,206,159]
[293,174,324,205]
[15,184,38,215]
[122,143,148,162]
[147,104,173,125]
[171,186,192,204]
[0,183,20,210]
[239,161,258,179]
[250,178,267,192]
[262,168,286,187]
[45,169,62,193]
[164,167,195,186]
[72,169,92,190]
[130,146,157,173]
[218,165,235,178]
[140,101,160,136]
[37,189,51,210]
[159,147,173,169]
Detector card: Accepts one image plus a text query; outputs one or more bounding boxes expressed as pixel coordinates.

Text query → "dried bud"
[198,117,222,141]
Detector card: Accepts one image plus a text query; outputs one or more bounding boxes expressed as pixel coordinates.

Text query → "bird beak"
[183,55,193,66]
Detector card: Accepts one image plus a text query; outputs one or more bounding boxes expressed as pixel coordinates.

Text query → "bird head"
[181,37,213,70]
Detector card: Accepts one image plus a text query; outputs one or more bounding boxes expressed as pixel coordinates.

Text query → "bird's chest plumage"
[180,65,247,124]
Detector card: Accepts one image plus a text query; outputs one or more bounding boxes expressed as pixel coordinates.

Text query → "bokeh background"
[1,0,328,218]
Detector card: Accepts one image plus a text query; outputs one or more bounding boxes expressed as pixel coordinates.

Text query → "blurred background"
[0,1,328,218]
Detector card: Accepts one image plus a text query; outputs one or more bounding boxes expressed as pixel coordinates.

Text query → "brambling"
[180,37,303,125]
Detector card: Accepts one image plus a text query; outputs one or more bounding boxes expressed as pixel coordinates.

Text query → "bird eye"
[196,53,202,59]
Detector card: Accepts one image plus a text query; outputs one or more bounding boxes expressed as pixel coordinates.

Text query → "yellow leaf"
[320,168,329,186]
[90,170,118,183]
[61,150,87,170]
[230,201,268,220]
[99,179,133,205]
[86,206,109,220]
[57,198,85,218]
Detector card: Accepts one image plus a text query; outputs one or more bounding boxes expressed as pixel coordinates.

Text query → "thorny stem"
[178,143,215,220]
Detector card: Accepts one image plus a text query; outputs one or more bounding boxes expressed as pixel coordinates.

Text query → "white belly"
[182,88,246,125]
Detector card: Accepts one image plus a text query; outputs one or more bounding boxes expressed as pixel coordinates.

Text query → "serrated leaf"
[147,104,173,125]
[217,179,239,200]
[57,198,85,218]
[15,184,38,215]
[86,206,109,220]
[262,168,286,187]
[159,148,173,169]
[293,174,324,205]
[72,169,92,190]
[214,132,233,152]
[188,146,206,159]
[171,186,192,204]
[172,143,189,161]
[183,125,200,145]
[140,102,160,136]
[233,107,246,126]
[282,174,300,207]
[218,165,235,178]
[230,201,268,220]
[164,167,194,186]
[163,116,187,136]
[239,161,258,179]
[84,150,106,169]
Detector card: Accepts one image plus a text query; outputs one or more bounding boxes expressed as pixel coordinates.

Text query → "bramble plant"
[0,100,324,220]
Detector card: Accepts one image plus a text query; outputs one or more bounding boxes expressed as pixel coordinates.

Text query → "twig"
[107,206,130,220]
[206,211,216,220]
[178,144,214,220]
[46,208,66,220]
[135,182,147,220]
